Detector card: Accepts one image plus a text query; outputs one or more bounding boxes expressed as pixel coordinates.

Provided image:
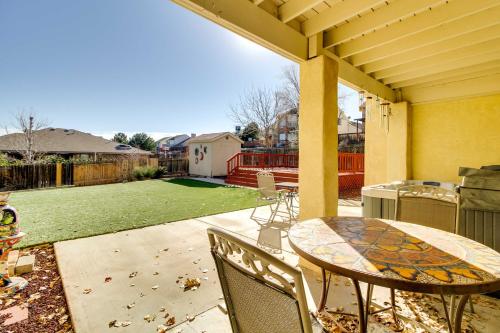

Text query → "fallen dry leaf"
[183,278,201,291]
[129,271,138,278]
[83,288,92,294]
[109,320,117,328]
[127,302,135,309]
[166,316,176,326]
[152,285,159,290]
[104,276,112,283]
[58,314,69,325]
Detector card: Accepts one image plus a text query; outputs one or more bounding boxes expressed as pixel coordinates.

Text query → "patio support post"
[299,54,339,219]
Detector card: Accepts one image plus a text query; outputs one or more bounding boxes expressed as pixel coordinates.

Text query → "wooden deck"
[225,152,364,190]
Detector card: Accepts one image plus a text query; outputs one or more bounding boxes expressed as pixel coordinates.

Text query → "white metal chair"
[250,171,293,224]
[207,228,326,333]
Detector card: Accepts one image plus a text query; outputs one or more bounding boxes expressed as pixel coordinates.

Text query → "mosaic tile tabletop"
[289,217,500,294]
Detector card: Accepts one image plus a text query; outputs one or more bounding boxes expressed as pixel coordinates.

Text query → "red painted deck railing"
[227,152,364,176]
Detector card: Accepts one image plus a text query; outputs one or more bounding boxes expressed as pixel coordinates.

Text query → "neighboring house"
[0,128,151,161]
[338,110,363,134]
[187,132,242,177]
[271,108,363,148]
[156,134,191,158]
[273,108,298,148]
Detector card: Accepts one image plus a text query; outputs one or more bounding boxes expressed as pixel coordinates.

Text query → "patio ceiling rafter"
[330,0,500,55]
[373,38,500,80]
[362,25,500,73]
[390,60,500,89]
[383,50,500,85]
[279,0,325,23]
[401,73,500,104]
[302,0,386,37]
[349,6,500,67]
[325,0,444,47]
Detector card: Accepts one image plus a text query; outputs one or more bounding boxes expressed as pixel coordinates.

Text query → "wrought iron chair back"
[207,228,314,333]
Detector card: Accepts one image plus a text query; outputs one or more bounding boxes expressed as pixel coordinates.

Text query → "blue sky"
[0,0,358,140]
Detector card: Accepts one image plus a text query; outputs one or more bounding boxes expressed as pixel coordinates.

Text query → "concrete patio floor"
[55,203,500,333]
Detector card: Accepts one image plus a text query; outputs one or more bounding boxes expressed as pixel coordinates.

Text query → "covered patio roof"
[172,0,500,104]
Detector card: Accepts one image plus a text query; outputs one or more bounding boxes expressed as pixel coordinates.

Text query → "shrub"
[153,167,167,179]
[0,153,10,167]
[133,166,159,180]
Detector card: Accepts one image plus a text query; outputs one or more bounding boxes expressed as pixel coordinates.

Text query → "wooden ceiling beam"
[406,67,500,90]
[302,0,385,37]
[373,38,500,80]
[324,0,442,47]
[401,73,500,104]
[279,0,325,23]
[383,51,500,85]
[363,25,500,73]
[333,0,499,57]
[390,60,500,89]
[349,7,500,66]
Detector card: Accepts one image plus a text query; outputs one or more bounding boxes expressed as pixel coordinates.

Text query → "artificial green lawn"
[9,179,260,247]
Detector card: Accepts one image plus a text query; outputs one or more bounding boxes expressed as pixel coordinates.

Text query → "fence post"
[56,163,62,187]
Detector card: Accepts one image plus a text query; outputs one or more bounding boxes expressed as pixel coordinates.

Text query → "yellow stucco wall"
[365,94,500,186]
[412,94,500,183]
[365,102,412,185]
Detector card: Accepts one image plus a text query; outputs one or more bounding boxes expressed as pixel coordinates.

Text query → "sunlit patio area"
[55,203,500,332]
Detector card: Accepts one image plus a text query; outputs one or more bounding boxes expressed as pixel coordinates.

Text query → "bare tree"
[13,112,48,163]
[230,87,282,148]
[278,65,300,111]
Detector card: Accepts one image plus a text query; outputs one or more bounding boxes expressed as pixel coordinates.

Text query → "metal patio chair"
[207,228,326,333]
[250,171,293,224]
[395,185,474,326]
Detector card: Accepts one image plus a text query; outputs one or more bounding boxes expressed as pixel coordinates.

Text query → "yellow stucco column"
[365,101,412,185]
[299,55,338,219]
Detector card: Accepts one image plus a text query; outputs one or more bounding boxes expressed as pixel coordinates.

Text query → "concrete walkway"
[55,204,500,333]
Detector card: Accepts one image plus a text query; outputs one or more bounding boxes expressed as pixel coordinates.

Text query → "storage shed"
[188,132,242,177]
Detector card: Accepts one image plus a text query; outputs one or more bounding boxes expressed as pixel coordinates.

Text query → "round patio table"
[288,216,500,333]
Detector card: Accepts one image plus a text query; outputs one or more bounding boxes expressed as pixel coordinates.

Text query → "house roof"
[187,132,243,144]
[0,128,151,155]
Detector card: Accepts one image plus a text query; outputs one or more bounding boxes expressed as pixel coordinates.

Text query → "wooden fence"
[158,158,189,175]
[0,158,159,191]
[73,158,158,186]
[0,164,57,191]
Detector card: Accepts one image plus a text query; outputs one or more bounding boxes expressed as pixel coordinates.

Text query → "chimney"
[191,133,196,138]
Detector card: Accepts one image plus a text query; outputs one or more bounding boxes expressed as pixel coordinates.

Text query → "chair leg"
[268,201,279,224]
[468,296,475,314]
[283,194,293,223]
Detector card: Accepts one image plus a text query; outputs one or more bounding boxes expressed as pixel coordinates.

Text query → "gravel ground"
[0,244,73,333]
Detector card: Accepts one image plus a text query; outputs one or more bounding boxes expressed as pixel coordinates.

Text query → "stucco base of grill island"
[0,192,28,298]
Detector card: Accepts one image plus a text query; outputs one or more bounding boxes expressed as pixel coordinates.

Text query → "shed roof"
[0,128,151,155]
[187,132,243,144]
